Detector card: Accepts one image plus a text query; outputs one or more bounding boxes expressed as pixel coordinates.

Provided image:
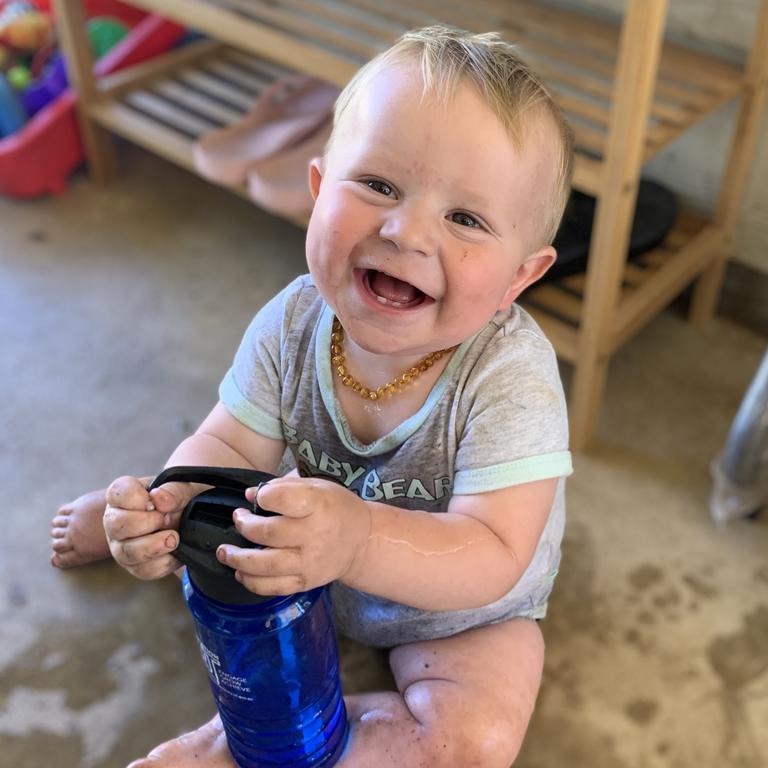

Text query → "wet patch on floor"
[521,713,630,768]
[0,583,213,768]
[0,644,159,767]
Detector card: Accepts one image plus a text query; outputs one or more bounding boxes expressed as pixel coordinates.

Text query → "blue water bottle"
[149,467,349,767]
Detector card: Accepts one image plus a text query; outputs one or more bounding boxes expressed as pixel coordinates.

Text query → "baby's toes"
[51,518,69,538]
[51,512,71,529]
[51,536,71,552]
[51,549,84,569]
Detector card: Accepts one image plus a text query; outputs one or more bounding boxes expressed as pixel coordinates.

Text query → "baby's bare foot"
[128,715,235,767]
[51,488,111,569]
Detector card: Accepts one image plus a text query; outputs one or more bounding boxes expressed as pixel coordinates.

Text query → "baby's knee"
[403,681,524,768]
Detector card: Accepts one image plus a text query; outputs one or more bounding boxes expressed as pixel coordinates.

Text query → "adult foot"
[50,488,111,569]
[128,715,235,767]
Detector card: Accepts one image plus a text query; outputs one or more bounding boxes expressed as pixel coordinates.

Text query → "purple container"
[21,54,69,117]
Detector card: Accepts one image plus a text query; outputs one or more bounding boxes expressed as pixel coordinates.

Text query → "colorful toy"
[0,12,186,197]
[19,50,64,115]
[6,62,30,88]
[0,2,53,68]
[87,16,128,58]
[0,71,26,137]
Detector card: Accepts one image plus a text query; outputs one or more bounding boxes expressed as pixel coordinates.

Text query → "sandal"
[193,74,338,186]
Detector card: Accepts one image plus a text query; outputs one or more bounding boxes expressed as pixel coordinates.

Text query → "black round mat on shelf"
[544,178,678,283]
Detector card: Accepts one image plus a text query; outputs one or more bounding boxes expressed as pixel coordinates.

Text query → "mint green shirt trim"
[315,305,480,457]
[219,369,284,440]
[453,450,573,494]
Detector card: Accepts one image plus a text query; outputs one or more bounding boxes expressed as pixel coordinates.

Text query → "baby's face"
[305,62,556,358]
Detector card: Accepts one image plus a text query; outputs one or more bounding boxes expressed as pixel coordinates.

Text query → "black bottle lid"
[148,466,278,605]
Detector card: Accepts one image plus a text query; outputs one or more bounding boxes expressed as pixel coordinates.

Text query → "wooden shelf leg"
[52,0,118,183]
[569,0,668,451]
[689,0,768,327]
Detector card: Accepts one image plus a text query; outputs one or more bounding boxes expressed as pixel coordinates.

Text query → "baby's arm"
[352,478,557,610]
[220,475,558,612]
[104,402,286,579]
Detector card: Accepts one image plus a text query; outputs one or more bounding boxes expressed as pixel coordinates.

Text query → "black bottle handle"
[148,466,277,493]
[147,466,280,604]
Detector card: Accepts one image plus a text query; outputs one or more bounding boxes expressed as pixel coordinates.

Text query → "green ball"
[87,17,129,59]
[7,64,32,90]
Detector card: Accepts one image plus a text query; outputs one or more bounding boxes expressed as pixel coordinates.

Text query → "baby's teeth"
[375,295,404,308]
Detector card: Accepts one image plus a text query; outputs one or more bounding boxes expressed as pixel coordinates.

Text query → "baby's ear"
[498,245,557,309]
[308,157,325,201]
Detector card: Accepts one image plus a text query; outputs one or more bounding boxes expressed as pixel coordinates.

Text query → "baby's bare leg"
[126,618,544,768]
[338,618,544,767]
[50,488,111,569]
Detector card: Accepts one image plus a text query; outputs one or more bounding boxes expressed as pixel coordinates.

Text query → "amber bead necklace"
[331,317,455,401]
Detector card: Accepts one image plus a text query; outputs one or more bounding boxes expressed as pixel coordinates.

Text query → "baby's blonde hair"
[330,25,574,246]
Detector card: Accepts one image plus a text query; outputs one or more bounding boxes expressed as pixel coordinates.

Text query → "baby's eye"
[450,212,482,229]
[365,179,393,196]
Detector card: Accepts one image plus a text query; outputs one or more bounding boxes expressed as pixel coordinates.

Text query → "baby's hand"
[103,476,193,580]
[216,476,371,596]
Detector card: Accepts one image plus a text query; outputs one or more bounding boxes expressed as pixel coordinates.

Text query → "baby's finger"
[232,509,298,548]
[126,554,181,581]
[217,544,301,577]
[106,476,154,511]
[235,572,309,597]
[111,529,179,567]
[103,506,169,541]
[149,481,197,516]
[247,478,314,519]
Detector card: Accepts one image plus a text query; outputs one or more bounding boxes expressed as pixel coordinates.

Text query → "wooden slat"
[97,40,222,98]
[344,0,436,30]
[561,274,586,293]
[206,0,384,60]
[122,0,362,86]
[622,262,651,287]
[52,0,118,181]
[409,0,501,33]
[524,284,583,324]
[203,59,273,93]
[520,36,717,111]
[255,0,403,43]
[123,90,217,137]
[569,0,669,449]
[90,96,309,230]
[642,88,740,161]
[550,88,611,130]
[612,225,726,351]
[570,122,608,157]
[222,49,295,81]
[571,155,603,197]
[531,57,695,128]
[501,0,742,95]
[90,98,201,168]
[152,79,244,125]
[175,69,259,111]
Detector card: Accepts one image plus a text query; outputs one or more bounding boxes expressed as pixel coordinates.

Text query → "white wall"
[566,0,768,273]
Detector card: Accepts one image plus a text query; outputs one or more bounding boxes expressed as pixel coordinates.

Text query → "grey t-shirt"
[220,274,572,648]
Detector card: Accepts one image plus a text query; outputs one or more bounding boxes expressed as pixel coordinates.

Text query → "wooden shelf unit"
[53,0,768,449]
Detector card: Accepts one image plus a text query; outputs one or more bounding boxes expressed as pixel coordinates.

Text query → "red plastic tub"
[0,5,185,198]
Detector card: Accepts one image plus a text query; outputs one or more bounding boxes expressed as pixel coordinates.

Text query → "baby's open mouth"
[363,269,431,308]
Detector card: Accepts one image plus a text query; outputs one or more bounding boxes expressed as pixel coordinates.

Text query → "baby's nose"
[378,204,438,257]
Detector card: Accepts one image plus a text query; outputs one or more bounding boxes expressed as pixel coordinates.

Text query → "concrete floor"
[2,145,767,768]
